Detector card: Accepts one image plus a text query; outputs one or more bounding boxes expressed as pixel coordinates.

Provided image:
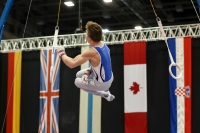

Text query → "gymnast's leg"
[76,68,89,78]
[74,76,115,101]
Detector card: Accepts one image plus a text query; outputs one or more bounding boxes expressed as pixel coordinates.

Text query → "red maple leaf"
[129,82,140,94]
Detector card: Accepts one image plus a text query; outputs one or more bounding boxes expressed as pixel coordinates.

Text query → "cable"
[56,0,62,27]
[150,0,157,17]
[190,0,200,21]
[1,0,32,132]
[22,0,33,38]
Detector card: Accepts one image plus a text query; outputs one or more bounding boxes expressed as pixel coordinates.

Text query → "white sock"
[102,91,115,102]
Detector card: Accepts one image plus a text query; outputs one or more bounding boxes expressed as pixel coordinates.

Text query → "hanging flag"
[6,52,22,133]
[38,50,60,133]
[168,37,191,133]
[124,41,147,133]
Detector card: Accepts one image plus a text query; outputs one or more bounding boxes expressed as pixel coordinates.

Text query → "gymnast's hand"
[56,46,66,58]
[81,74,88,84]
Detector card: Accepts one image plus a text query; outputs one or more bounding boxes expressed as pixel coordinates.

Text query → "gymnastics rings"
[157,17,182,79]
[169,62,182,79]
[150,0,182,79]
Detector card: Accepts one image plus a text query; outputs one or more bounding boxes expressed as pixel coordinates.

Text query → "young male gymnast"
[57,21,115,101]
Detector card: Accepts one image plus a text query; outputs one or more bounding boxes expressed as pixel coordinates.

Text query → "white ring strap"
[50,26,59,83]
[157,17,182,79]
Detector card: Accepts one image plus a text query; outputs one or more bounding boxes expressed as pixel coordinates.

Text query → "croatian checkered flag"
[175,86,190,98]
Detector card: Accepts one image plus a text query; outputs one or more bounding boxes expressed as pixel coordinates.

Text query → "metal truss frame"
[1,23,200,53]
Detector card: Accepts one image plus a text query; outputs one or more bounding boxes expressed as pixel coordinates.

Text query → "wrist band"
[58,51,66,58]
[60,53,66,58]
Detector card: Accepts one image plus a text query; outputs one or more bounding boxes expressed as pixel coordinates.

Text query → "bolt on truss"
[1,23,200,53]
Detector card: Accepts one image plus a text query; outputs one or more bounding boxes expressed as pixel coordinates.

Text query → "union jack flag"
[38,50,60,133]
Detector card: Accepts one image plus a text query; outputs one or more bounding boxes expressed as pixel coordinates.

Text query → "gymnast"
[57,21,115,101]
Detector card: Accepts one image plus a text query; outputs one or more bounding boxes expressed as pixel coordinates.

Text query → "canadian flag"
[124,41,147,133]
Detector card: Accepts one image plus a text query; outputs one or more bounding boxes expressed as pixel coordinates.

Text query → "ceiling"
[1,0,200,39]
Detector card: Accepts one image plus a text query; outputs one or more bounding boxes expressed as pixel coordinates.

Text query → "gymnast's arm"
[60,48,94,69]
